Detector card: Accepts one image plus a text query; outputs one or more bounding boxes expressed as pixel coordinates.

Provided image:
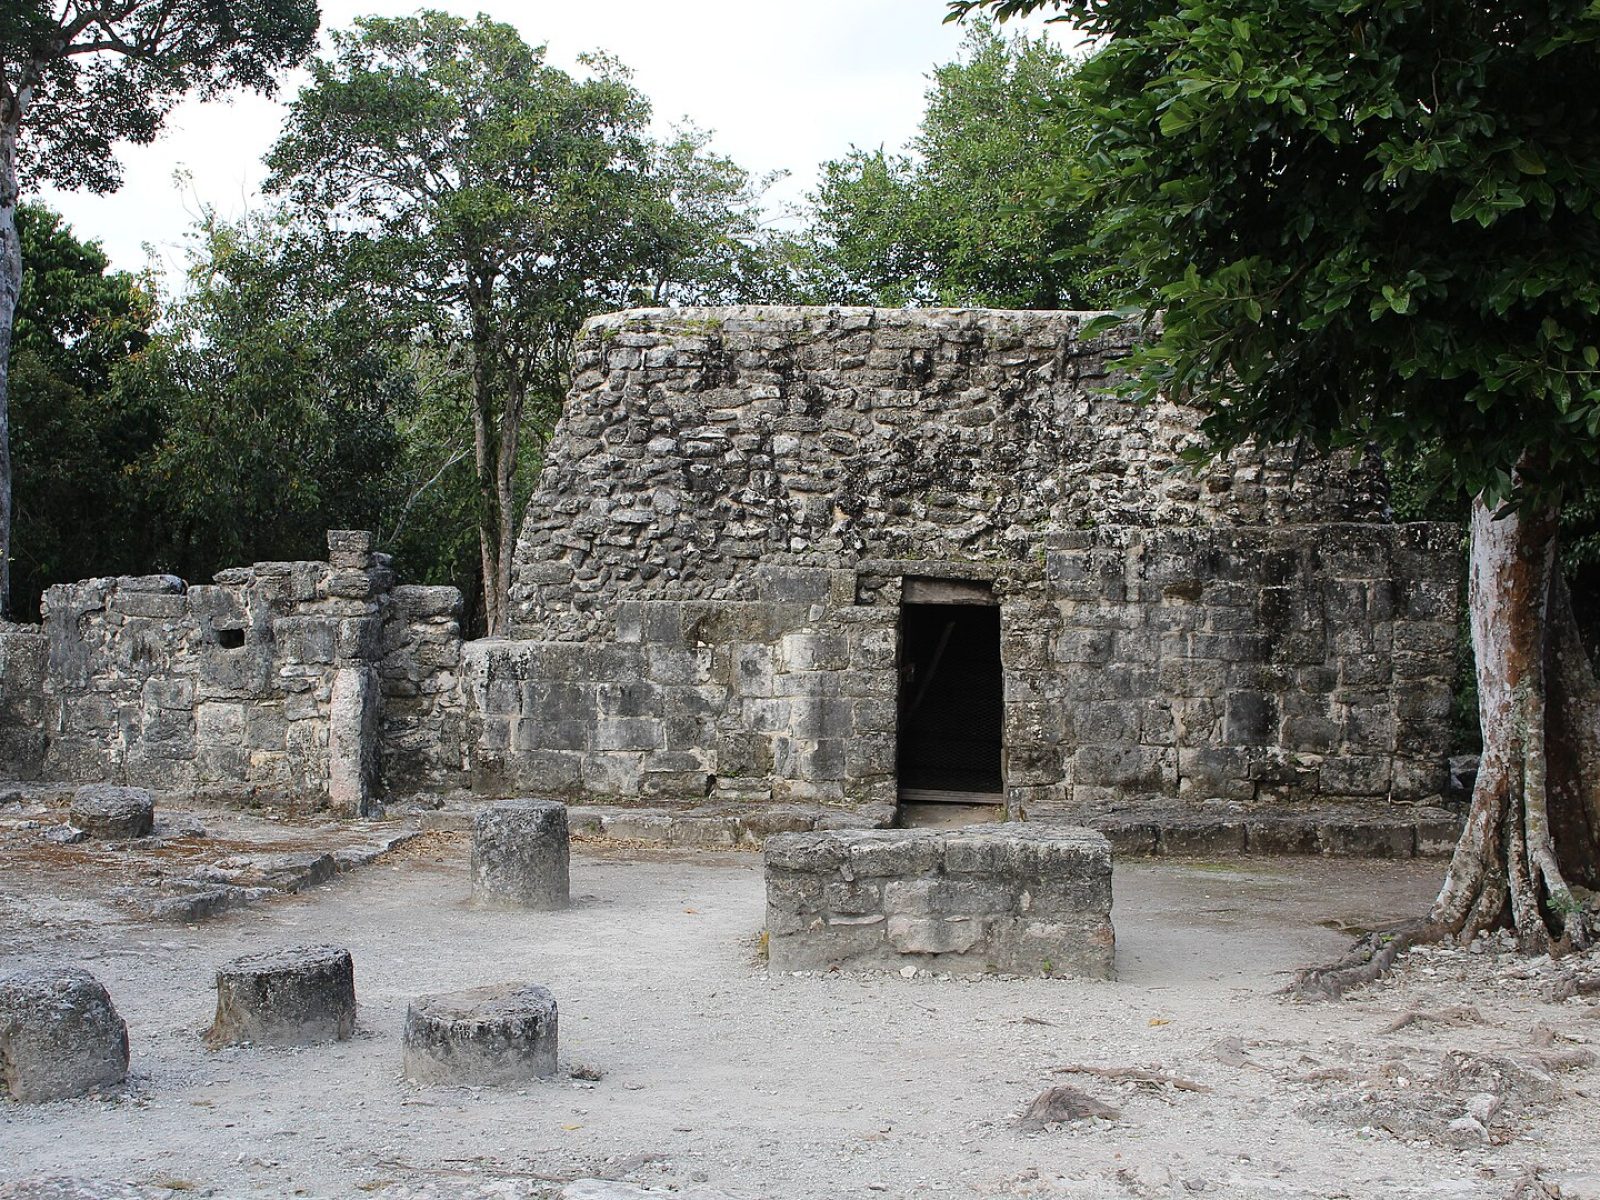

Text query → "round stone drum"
[471,799,570,909]
[402,982,558,1086]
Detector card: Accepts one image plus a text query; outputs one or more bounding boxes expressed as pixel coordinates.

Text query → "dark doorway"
[897,599,1003,804]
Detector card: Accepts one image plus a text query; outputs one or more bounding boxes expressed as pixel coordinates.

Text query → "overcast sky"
[36,1,1075,279]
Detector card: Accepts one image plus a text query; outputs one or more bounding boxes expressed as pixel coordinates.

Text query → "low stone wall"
[764,827,1115,977]
[5,533,469,810]
[467,564,898,807]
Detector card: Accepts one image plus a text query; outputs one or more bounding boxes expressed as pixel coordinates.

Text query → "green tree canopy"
[264,11,778,633]
[803,20,1106,309]
[112,208,407,582]
[8,203,156,619]
[1,0,319,615]
[954,0,1600,506]
[950,0,1600,964]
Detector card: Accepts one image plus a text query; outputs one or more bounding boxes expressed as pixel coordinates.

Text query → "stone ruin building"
[0,307,1461,824]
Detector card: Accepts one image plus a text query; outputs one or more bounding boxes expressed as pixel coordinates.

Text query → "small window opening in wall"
[898,583,1004,811]
[215,627,246,650]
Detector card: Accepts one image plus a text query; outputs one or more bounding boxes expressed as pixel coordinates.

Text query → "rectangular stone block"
[764,827,1113,978]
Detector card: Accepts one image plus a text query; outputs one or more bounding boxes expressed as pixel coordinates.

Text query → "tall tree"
[951,0,1600,971]
[266,12,776,634]
[9,203,155,619]
[0,0,318,617]
[803,20,1107,309]
[112,207,407,581]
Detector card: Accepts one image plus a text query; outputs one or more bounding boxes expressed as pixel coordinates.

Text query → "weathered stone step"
[424,799,1460,859]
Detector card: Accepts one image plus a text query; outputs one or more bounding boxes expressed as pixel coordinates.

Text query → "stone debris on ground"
[0,793,423,928]
[1014,1085,1122,1129]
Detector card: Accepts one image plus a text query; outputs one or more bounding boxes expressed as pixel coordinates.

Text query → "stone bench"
[206,945,357,1047]
[472,799,570,909]
[0,967,129,1102]
[764,826,1115,978]
[402,982,558,1086]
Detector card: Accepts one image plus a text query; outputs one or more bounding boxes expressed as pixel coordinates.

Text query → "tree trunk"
[1294,491,1599,998]
[1428,494,1596,953]
[494,369,524,639]
[468,305,505,638]
[0,111,21,620]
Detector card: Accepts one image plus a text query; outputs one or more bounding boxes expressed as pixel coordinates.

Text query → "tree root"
[1051,1063,1212,1093]
[1504,1165,1564,1199]
[1285,918,1439,1001]
[1381,1004,1486,1034]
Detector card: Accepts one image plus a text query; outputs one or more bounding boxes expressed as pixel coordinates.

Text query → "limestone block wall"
[1032,523,1460,816]
[469,565,900,806]
[0,622,48,778]
[763,826,1116,977]
[4,533,469,808]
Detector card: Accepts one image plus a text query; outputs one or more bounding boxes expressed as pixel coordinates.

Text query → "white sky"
[35,1,1075,279]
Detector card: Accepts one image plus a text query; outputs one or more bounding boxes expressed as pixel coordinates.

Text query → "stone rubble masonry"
[764,826,1116,978]
[0,308,1463,819]
[0,966,130,1102]
[486,306,1459,813]
[0,531,469,808]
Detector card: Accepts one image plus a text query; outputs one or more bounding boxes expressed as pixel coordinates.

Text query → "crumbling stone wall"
[0,622,48,778]
[486,306,1458,814]
[510,307,1387,640]
[11,533,468,808]
[380,585,470,794]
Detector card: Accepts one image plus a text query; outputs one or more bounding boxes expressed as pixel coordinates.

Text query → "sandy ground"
[2,830,1598,1200]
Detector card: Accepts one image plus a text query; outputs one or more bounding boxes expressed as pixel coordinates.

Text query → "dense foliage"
[113,212,408,584]
[263,11,781,632]
[1,0,320,615]
[4,0,317,194]
[8,204,155,619]
[802,21,1108,309]
[7,206,435,621]
[951,0,1600,953]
